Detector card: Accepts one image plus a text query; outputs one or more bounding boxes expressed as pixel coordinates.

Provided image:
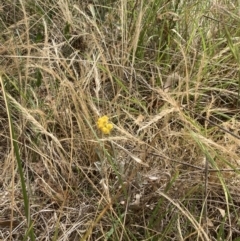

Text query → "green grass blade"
[0,76,35,241]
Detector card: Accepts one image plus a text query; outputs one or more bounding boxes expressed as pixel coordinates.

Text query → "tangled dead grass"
[1,0,240,240]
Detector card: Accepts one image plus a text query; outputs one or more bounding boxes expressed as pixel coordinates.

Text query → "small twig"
[202,15,237,29]
[133,150,240,172]
[182,106,240,140]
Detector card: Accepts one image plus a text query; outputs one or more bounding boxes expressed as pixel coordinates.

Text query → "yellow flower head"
[97,116,113,134]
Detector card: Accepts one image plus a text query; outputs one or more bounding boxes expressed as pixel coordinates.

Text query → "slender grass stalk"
[0,76,35,241]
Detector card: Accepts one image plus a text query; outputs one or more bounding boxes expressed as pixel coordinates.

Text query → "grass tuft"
[1,0,240,240]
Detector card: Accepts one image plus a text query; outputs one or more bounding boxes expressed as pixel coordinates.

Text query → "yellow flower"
[97,116,113,134]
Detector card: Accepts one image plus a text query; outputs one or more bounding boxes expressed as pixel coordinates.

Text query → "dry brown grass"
[1,0,240,240]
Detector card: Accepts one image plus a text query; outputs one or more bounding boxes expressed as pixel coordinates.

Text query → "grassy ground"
[1,0,240,240]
